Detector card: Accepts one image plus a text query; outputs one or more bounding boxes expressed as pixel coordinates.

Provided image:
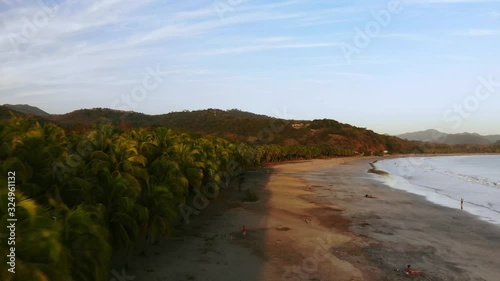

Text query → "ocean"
[374,155,500,225]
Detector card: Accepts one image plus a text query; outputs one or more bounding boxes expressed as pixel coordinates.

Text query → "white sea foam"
[374,155,500,225]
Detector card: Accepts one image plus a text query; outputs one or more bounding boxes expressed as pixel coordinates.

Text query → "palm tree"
[79,131,141,254]
[0,187,72,281]
[148,127,177,162]
[197,138,222,197]
[108,136,148,188]
[60,205,111,281]
[138,182,179,254]
[171,142,204,193]
[149,156,189,201]
[93,172,141,256]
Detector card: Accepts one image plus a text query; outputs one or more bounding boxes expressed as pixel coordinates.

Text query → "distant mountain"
[3,104,50,118]
[397,129,448,143]
[397,129,494,145]
[485,135,500,143]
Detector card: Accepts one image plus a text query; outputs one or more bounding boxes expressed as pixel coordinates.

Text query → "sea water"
[374,155,500,225]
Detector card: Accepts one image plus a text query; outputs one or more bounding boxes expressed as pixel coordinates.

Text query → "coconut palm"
[171,142,204,193]
[138,182,179,254]
[1,119,67,207]
[89,134,148,250]
[2,116,330,279]
[0,187,72,281]
[149,156,189,201]
[93,173,140,255]
[60,205,111,281]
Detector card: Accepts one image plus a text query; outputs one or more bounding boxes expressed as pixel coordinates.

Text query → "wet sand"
[129,157,500,281]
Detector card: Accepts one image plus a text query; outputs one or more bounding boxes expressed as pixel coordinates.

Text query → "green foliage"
[0,117,256,280]
[0,187,73,281]
[3,107,500,154]
[1,114,493,280]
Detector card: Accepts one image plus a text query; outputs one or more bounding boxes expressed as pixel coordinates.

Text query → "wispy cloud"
[326,72,376,79]
[455,28,500,36]
[1,0,500,136]
[193,42,340,56]
[289,6,365,27]
[254,36,294,43]
[379,33,427,40]
[440,54,475,61]
[488,11,500,17]
[409,0,500,3]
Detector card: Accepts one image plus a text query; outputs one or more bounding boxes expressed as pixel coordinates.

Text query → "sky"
[1,0,499,135]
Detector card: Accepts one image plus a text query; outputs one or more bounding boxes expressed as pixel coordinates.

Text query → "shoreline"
[371,155,500,226]
[313,157,500,280]
[128,157,500,280]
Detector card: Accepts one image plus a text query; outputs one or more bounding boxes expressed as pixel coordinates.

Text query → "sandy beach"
[128,157,500,281]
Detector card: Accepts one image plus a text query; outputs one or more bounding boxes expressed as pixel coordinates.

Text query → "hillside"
[3,104,50,117]
[0,105,15,119]
[50,108,156,128]
[485,135,500,143]
[398,129,494,145]
[1,106,413,153]
[47,108,390,151]
[3,105,498,154]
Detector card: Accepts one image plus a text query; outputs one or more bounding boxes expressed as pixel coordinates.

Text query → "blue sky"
[1,0,499,135]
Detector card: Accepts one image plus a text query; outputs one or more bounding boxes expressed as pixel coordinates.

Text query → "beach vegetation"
[0,116,356,280]
[1,111,498,280]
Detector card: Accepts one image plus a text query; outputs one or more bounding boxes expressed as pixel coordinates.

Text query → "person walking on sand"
[461,198,464,210]
[242,225,247,237]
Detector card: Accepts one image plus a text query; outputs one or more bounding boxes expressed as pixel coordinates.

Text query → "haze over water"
[375,155,500,225]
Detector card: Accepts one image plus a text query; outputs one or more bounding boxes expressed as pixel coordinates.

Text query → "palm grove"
[0,116,355,281]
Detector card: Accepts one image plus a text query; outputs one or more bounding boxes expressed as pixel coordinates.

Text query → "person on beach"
[461,198,464,210]
[404,265,421,275]
[242,225,247,237]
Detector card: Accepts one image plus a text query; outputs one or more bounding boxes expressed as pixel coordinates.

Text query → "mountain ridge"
[3,104,500,153]
[397,129,500,145]
[3,104,51,117]
[1,104,411,153]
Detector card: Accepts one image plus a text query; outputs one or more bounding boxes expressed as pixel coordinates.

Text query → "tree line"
[0,116,355,281]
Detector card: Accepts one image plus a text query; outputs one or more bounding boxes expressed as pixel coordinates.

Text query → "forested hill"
[1,106,406,153]
[3,106,499,154]
[156,110,411,154]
